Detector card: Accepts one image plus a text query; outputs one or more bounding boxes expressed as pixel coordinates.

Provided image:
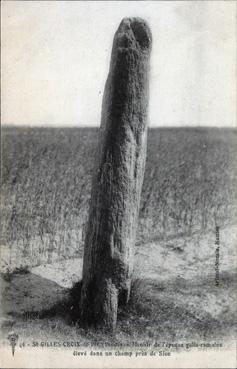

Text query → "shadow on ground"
[1,270,236,342]
[120,272,237,340]
[1,273,70,319]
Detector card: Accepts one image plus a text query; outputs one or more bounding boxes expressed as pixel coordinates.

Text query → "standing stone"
[80,17,152,330]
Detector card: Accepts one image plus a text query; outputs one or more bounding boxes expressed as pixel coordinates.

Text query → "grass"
[1,223,236,343]
[1,126,237,269]
[1,264,29,282]
[0,126,237,345]
[1,269,236,345]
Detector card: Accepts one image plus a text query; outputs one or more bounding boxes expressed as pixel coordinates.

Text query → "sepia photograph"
[1,1,236,368]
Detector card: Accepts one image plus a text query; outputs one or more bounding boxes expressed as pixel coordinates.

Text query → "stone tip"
[116,17,152,52]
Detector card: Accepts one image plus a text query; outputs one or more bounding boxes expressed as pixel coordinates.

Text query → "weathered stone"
[80,17,152,330]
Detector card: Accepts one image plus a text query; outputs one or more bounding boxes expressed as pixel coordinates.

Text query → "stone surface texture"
[80,17,152,329]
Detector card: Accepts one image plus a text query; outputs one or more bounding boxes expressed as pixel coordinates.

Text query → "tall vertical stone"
[80,17,152,330]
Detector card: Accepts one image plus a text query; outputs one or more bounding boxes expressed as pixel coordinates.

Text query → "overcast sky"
[2,1,236,127]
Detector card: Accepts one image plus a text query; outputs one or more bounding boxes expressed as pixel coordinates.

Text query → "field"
[1,126,237,346]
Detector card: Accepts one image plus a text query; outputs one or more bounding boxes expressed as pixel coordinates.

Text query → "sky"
[1,1,236,127]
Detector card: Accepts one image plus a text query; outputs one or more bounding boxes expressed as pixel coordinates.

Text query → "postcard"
[1,1,236,368]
